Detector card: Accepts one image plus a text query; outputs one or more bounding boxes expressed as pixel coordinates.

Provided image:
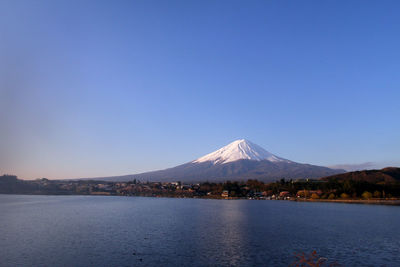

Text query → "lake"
[0,195,399,266]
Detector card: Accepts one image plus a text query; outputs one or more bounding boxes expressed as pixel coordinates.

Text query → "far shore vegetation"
[1,174,400,205]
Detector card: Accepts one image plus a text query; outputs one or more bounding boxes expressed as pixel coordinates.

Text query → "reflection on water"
[1,195,400,266]
[190,200,249,266]
[216,201,247,266]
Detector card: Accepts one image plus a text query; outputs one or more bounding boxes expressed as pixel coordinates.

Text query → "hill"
[321,167,400,183]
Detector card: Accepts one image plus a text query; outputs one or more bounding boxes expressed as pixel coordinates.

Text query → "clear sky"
[1,0,399,179]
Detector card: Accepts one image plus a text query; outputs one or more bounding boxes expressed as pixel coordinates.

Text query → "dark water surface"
[1,195,399,266]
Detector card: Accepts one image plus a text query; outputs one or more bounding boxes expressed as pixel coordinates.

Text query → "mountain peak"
[193,139,290,164]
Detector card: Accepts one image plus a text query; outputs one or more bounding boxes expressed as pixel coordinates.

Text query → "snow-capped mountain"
[94,139,345,183]
[193,139,290,164]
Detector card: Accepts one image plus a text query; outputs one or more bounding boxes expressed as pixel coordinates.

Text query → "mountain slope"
[95,139,344,182]
[321,167,400,183]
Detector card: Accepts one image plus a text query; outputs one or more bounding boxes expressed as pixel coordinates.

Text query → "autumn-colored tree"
[311,193,320,199]
[291,251,341,267]
[362,191,372,199]
[340,193,350,199]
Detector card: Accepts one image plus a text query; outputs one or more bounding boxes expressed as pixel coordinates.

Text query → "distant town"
[1,172,400,205]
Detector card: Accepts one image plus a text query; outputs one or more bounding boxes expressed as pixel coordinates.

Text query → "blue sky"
[1,0,399,179]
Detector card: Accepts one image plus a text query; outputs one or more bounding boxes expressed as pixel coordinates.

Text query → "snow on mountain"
[192,139,291,164]
[90,139,345,182]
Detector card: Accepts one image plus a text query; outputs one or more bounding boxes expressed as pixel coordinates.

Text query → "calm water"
[0,195,399,266]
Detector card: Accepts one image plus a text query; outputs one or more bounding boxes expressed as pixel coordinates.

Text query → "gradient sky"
[1,0,400,179]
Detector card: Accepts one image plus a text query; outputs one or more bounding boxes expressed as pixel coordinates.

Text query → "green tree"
[373,190,381,198]
[320,193,328,199]
[343,180,353,194]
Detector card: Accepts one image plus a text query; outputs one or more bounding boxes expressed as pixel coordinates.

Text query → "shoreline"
[293,198,400,206]
[1,193,400,206]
